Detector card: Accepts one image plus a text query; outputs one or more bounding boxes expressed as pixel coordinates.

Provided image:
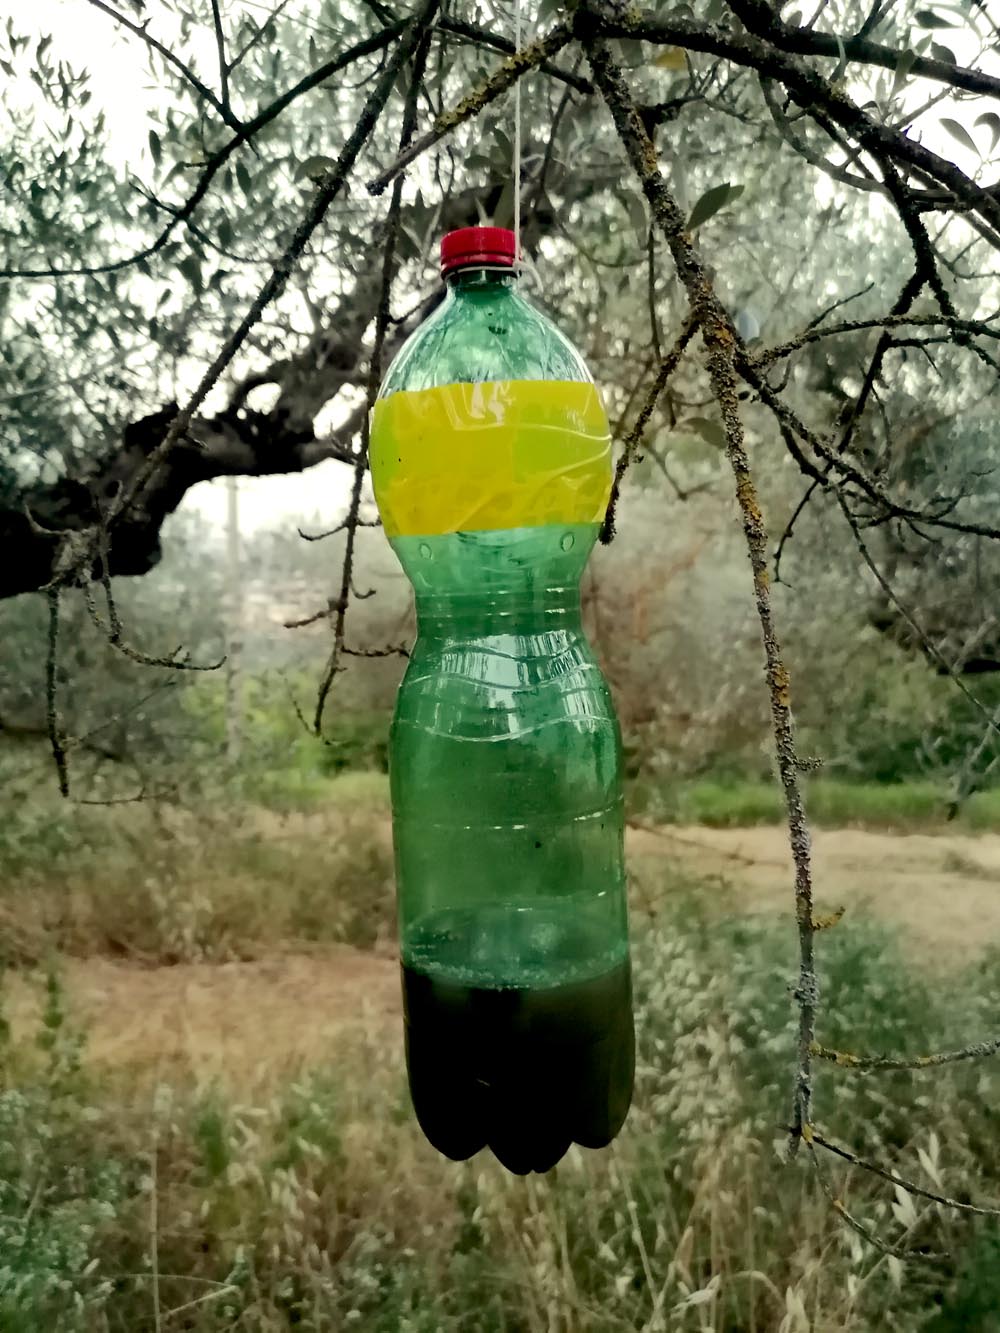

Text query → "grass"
[2,889,1000,1330]
[2,766,998,967]
[630,775,1000,831]
[0,773,395,966]
[1,754,1000,1327]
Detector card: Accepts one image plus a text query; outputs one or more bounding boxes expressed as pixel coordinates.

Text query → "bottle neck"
[444,266,518,293]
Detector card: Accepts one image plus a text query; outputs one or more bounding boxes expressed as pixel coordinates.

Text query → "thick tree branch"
[726,0,1000,102]
[0,406,358,600]
[596,8,1000,245]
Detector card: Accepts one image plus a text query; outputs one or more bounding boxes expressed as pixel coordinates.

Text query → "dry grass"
[6,900,1000,1331]
[0,776,396,966]
[4,949,399,1093]
[4,781,1000,1328]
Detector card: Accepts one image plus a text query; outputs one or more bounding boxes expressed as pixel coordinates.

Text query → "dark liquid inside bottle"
[402,954,634,1175]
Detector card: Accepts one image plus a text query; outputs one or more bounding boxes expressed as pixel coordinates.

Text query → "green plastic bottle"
[370,226,633,1175]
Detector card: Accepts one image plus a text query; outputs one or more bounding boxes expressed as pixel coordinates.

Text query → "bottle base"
[401,959,635,1175]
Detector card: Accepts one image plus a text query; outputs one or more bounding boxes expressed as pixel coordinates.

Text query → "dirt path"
[7,824,998,1083]
[7,946,402,1089]
[629,822,1000,963]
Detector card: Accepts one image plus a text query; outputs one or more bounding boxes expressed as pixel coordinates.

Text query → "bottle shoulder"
[380,286,592,396]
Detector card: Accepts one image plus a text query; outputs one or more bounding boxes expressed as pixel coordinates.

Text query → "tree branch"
[600,314,698,542]
[1,22,404,279]
[727,0,1000,102]
[313,7,438,735]
[368,18,575,195]
[83,0,242,131]
[209,0,231,117]
[581,15,820,1158]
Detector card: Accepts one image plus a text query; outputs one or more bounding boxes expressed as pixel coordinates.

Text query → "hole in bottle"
[560,532,575,552]
[418,542,432,560]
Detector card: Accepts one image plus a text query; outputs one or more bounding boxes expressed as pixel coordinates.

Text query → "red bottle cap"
[440,226,517,275]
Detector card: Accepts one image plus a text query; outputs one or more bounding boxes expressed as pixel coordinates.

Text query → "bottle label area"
[370,379,611,537]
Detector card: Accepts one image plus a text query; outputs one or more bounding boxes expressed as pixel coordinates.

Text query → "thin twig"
[812,1035,1000,1072]
[228,0,292,75]
[45,589,69,799]
[806,1137,946,1261]
[600,314,698,543]
[811,1130,1000,1219]
[647,222,662,361]
[368,19,575,195]
[583,18,820,1157]
[949,703,1000,814]
[315,2,438,733]
[298,517,380,542]
[209,0,231,115]
[83,0,241,129]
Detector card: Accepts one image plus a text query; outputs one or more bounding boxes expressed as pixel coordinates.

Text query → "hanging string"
[513,0,523,268]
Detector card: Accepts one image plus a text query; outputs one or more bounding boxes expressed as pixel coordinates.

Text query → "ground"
[9,821,999,1091]
[628,821,1000,962]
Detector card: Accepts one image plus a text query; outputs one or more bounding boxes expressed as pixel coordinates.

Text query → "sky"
[10,0,1000,533]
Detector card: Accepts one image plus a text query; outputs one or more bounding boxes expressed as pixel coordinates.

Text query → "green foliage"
[927,1227,1000,1331]
[178,669,391,806]
[0,972,126,1331]
[629,774,1000,829]
[2,886,1000,1328]
[0,773,395,965]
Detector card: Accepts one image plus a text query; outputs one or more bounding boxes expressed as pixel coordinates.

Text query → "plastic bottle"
[370,226,633,1175]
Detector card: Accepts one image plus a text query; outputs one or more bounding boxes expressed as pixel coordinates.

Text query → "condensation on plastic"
[369,379,612,538]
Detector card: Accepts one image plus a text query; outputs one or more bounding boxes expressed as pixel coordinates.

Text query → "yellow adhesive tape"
[369,380,612,538]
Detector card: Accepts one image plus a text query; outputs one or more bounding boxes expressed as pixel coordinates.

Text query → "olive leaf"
[687,182,744,230]
[892,48,918,96]
[832,35,848,84]
[625,191,648,248]
[915,7,957,26]
[940,117,980,157]
[975,112,1000,155]
[684,416,727,449]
